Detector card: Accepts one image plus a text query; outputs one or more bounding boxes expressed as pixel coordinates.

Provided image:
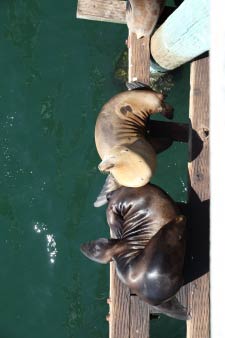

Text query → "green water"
[0,1,189,337]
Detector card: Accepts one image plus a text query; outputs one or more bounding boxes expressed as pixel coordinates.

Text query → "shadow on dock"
[178,188,209,285]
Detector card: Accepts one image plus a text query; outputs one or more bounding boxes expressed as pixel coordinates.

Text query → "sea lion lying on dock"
[94,82,173,207]
[81,184,189,320]
[126,0,165,39]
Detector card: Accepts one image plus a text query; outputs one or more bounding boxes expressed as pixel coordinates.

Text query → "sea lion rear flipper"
[126,81,151,91]
[94,175,121,208]
[150,297,191,321]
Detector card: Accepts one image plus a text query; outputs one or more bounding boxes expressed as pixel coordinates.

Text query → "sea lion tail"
[150,297,191,321]
[94,175,121,207]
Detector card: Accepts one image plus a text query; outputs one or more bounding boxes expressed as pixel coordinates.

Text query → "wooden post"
[76,0,126,23]
[177,57,210,338]
[128,33,150,84]
[151,0,209,71]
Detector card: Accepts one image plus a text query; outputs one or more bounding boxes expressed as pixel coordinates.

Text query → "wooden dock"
[76,1,210,337]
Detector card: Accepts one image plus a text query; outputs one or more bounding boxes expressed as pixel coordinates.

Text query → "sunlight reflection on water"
[33,221,58,264]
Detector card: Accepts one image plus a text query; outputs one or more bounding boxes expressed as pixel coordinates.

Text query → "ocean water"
[0,1,189,337]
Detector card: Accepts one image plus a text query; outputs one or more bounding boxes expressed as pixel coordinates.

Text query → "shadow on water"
[147,118,203,160]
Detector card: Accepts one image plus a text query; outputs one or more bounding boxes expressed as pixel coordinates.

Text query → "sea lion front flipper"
[80,238,125,264]
[94,175,121,208]
[150,297,191,321]
[126,81,151,91]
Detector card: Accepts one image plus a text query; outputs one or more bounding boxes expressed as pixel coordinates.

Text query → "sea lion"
[81,184,189,320]
[94,82,173,206]
[126,0,165,39]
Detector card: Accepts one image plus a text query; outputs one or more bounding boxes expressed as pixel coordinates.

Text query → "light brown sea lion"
[94,82,173,207]
[81,184,190,320]
[126,0,165,39]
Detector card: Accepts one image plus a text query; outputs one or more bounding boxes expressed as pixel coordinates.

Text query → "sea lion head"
[98,143,156,187]
[80,238,127,264]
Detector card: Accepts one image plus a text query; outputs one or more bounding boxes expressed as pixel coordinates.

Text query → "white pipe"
[150,0,210,71]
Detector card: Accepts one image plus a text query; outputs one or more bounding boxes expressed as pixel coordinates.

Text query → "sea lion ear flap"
[80,238,119,264]
[151,296,191,321]
[98,158,115,173]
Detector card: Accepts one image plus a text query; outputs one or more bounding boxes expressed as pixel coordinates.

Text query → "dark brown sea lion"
[126,0,165,39]
[81,184,189,320]
[94,82,173,206]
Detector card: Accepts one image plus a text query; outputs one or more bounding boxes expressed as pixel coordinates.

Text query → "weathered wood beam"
[76,0,126,24]
[108,27,151,338]
[108,263,130,338]
[176,57,210,338]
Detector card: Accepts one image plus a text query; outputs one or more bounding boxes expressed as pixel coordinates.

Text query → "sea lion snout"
[98,158,115,173]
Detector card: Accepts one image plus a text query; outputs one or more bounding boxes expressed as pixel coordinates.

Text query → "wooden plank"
[130,297,150,338]
[128,33,150,84]
[186,274,210,338]
[76,0,126,24]
[109,262,130,338]
[186,57,210,338]
[177,57,210,338]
